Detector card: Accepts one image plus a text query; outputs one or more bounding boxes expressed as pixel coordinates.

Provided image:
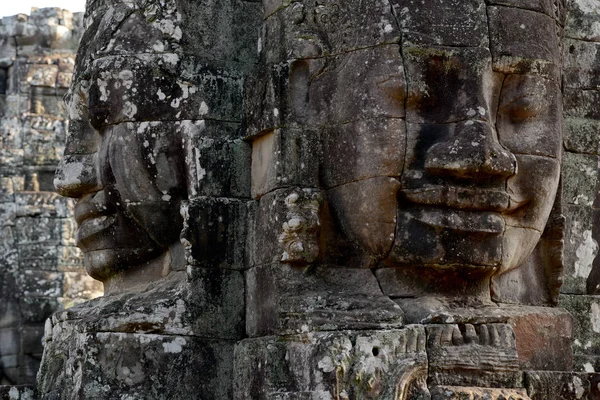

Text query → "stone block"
[180,120,250,198]
[559,294,600,358]
[185,267,245,339]
[565,0,600,42]
[308,45,406,125]
[17,245,59,271]
[14,192,64,218]
[246,45,406,135]
[564,117,600,155]
[0,328,19,357]
[14,216,61,245]
[426,323,521,388]
[55,246,84,271]
[417,306,573,372]
[250,129,320,199]
[564,88,600,121]
[325,178,400,264]
[0,300,19,330]
[37,330,235,400]
[488,6,560,71]
[46,271,241,339]
[80,0,260,71]
[505,307,573,371]
[525,371,600,400]
[234,327,428,399]
[18,297,60,324]
[181,197,251,270]
[487,0,563,19]
[245,263,404,337]
[562,152,598,207]
[20,325,44,355]
[398,0,488,47]
[25,64,58,88]
[563,38,600,90]
[88,54,244,127]
[16,354,42,387]
[430,386,529,400]
[262,0,399,64]
[16,270,63,298]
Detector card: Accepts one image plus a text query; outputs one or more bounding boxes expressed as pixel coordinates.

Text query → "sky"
[1,0,85,18]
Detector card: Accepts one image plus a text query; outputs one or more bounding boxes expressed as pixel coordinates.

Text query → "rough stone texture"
[0,386,35,400]
[430,386,530,400]
[24,0,600,399]
[525,371,600,400]
[0,9,102,386]
[234,327,429,400]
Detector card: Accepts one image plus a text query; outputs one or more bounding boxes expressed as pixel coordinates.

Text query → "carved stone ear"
[277,188,322,264]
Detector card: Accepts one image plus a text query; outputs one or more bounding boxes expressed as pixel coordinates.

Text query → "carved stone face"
[332,3,562,281]
[257,0,564,291]
[54,59,187,284]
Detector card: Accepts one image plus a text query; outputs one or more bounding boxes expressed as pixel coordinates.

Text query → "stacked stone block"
[0,8,101,386]
[558,0,600,381]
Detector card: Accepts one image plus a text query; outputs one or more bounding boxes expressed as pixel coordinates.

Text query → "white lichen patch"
[591,302,600,333]
[199,101,209,116]
[317,356,335,373]
[573,229,598,278]
[162,337,186,353]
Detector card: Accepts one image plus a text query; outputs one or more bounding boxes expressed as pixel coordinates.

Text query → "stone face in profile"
[52,0,256,290]
[54,69,187,287]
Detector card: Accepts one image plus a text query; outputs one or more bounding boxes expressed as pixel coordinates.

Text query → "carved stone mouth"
[406,207,505,234]
[400,186,510,213]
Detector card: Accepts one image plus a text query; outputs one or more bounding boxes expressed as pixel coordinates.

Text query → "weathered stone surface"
[38,330,234,400]
[246,263,404,336]
[182,197,252,270]
[559,295,600,362]
[0,8,101,386]
[525,371,600,400]
[0,385,35,400]
[28,0,600,397]
[416,305,573,372]
[234,328,428,400]
[427,323,521,388]
[250,129,320,198]
[430,386,530,400]
[565,0,600,42]
[251,188,322,267]
[562,205,597,294]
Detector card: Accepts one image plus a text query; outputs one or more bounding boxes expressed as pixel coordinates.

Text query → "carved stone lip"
[76,214,117,247]
[400,186,510,213]
[74,191,112,225]
[406,207,505,233]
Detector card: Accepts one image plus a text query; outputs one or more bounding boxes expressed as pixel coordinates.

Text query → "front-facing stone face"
[249,0,564,302]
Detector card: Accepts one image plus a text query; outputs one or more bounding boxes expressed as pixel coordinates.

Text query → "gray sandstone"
[0,0,596,399]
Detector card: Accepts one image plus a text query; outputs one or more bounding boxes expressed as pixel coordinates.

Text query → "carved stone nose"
[424,120,516,181]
